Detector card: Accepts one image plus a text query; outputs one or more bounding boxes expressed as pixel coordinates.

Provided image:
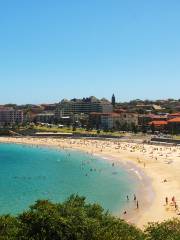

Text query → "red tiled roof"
[168,112,180,116]
[168,117,180,123]
[149,121,167,126]
[152,116,167,119]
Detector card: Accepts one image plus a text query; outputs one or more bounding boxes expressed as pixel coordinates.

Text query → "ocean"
[0,143,138,215]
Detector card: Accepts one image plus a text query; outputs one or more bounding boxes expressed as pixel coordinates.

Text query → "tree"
[121,122,128,131]
[72,125,77,131]
[16,195,144,240]
[131,123,138,133]
[0,215,19,239]
[97,129,101,134]
[145,218,180,240]
[151,123,155,134]
[142,125,147,133]
[115,120,121,130]
[1,195,180,239]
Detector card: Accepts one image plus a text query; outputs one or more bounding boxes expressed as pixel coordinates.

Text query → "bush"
[0,196,180,239]
[0,195,144,240]
[145,219,180,240]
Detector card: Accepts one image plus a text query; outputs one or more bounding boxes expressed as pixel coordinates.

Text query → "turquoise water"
[0,143,138,215]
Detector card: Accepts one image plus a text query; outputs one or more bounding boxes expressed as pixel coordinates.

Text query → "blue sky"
[0,0,180,104]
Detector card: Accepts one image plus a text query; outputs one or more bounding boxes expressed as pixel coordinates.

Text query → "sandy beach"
[0,136,180,228]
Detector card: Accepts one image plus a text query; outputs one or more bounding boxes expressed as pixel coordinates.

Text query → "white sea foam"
[130,168,142,180]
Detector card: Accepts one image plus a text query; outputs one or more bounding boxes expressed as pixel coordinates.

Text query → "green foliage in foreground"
[145,219,180,240]
[0,195,180,240]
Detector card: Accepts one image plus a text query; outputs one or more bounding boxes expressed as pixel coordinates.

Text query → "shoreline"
[0,138,154,225]
[92,153,155,225]
[0,136,180,228]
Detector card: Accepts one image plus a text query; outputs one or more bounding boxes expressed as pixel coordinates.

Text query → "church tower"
[111,94,116,107]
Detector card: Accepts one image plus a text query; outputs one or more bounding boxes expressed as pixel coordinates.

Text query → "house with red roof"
[167,117,180,134]
[168,112,180,120]
[148,120,168,132]
[138,114,168,131]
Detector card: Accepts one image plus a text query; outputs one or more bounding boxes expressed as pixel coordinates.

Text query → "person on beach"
[136,201,139,209]
[134,194,136,201]
[175,202,178,211]
[165,197,168,205]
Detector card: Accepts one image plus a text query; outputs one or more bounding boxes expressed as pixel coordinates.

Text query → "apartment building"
[100,113,121,129]
[118,113,139,126]
[0,108,23,126]
[90,112,138,130]
[55,97,113,119]
[35,112,55,123]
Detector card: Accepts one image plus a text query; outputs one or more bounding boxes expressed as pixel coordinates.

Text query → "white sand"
[0,136,180,228]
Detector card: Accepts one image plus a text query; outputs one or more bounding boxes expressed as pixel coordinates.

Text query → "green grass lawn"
[173,135,180,140]
[33,125,126,137]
